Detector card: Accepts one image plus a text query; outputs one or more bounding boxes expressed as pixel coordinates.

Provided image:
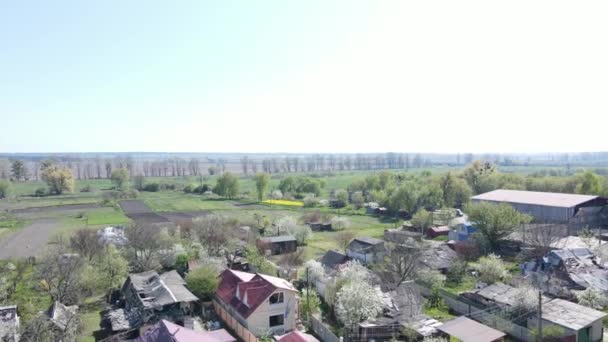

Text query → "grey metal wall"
[472,199,573,223]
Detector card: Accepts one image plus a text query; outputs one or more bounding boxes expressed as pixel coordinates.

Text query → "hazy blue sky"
[1,1,607,153]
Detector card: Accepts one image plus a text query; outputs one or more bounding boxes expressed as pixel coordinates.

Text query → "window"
[269,314,284,327]
[269,292,284,305]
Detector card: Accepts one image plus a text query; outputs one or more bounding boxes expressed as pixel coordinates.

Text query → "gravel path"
[0,218,59,259]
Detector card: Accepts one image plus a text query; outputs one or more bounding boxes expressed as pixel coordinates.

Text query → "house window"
[269,314,284,327]
[269,292,284,305]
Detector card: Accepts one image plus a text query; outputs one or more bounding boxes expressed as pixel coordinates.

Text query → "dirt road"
[0,218,60,259]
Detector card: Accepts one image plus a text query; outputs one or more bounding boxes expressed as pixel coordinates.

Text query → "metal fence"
[311,314,342,342]
[416,284,537,342]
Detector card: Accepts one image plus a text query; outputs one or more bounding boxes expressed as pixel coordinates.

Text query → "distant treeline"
[2,151,608,181]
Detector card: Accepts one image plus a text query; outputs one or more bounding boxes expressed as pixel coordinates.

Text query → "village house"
[214,269,299,337]
[257,235,297,255]
[0,305,19,342]
[346,237,386,264]
[104,270,199,335]
[437,316,505,342]
[419,243,458,274]
[136,319,236,342]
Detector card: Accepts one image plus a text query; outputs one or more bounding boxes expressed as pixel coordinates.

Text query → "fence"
[416,284,536,342]
[213,299,259,342]
[311,314,342,342]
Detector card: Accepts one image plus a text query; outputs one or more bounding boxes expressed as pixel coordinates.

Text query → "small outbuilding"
[0,305,19,342]
[319,250,350,271]
[346,237,386,264]
[257,235,298,255]
[425,225,450,239]
[438,316,505,342]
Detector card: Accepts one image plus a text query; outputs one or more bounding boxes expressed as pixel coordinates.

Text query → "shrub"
[143,183,160,192]
[303,195,319,207]
[575,287,607,309]
[475,254,509,284]
[185,265,220,301]
[331,216,351,231]
[193,184,210,194]
[80,185,94,193]
[300,288,321,322]
[34,187,47,197]
[0,180,12,199]
[183,184,194,193]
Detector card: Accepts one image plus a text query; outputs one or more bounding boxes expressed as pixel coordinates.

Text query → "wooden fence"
[311,314,342,342]
[213,300,258,342]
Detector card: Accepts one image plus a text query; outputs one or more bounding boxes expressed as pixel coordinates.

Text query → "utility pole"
[538,290,543,342]
[306,267,311,326]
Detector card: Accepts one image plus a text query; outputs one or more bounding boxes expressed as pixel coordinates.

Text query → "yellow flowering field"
[262,199,304,207]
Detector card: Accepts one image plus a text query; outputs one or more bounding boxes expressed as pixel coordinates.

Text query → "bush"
[303,195,319,207]
[183,184,195,193]
[193,184,210,194]
[143,183,160,192]
[0,180,12,199]
[185,265,220,301]
[33,187,47,197]
[80,185,94,193]
[475,254,509,284]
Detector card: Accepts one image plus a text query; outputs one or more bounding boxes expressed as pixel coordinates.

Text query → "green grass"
[423,304,455,322]
[3,263,53,322]
[0,213,27,238]
[78,295,106,342]
[85,207,130,225]
[444,275,476,294]
[140,191,238,211]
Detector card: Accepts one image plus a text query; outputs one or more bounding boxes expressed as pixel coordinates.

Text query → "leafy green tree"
[98,245,129,295]
[418,183,444,210]
[185,265,220,301]
[576,170,603,195]
[133,174,145,191]
[350,191,365,209]
[388,184,419,214]
[110,168,130,190]
[333,189,349,208]
[278,176,297,195]
[440,172,472,208]
[463,160,496,194]
[411,209,433,231]
[0,179,12,199]
[253,173,270,202]
[465,202,531,251]
[10,160,26,181]
[41,165,74,194]
[213,172,239,198]
[300,288,321,322]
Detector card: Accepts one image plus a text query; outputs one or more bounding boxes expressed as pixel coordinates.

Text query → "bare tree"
[377,243,423,289]
[336,231,355,253]
[521,223,568,257]
[70,229,103,262]
[124,224,172,272]
[36,241,85,304]
[192,214,236,256]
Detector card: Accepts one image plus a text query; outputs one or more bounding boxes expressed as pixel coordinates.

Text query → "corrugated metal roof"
[542,298,607,330]
[438,316,505,342]
[259,235,297,243]
[472,189,599,208]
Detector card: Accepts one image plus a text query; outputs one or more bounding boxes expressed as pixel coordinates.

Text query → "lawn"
[140,191,238,211]
[85,207,130,225]
[0,213,27,239]
[78,294,106,342]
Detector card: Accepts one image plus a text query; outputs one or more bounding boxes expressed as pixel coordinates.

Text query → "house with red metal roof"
[136,319,236,342]
[214,269,299,337]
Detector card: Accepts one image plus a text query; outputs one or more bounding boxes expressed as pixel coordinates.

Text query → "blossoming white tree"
[336,281,383,327]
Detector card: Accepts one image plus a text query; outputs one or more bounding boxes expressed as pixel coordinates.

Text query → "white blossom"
[336,281,384,326]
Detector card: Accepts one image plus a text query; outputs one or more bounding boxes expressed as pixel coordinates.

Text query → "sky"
[1,1,607,154]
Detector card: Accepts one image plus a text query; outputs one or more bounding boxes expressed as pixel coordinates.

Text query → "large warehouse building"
[471,189,607,226]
